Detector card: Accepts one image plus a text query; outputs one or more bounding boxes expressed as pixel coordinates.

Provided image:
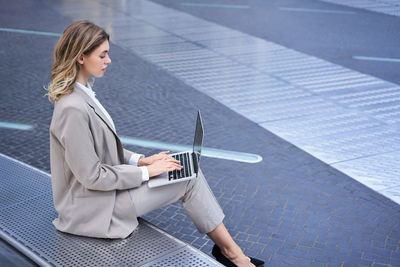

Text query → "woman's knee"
[188,168,207,187]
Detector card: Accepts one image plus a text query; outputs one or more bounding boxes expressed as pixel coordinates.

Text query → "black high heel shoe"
[212,244,265,267]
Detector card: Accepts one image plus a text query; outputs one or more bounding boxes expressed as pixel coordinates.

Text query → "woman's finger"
[166,165,179,172]
[164,158,180,163]
[167,162,182,169]
[174,163,183,169]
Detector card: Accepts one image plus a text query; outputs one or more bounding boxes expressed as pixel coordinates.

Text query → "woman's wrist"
[137,157,148,167]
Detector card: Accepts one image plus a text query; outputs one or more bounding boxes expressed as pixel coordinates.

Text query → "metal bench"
[0,153,221,266]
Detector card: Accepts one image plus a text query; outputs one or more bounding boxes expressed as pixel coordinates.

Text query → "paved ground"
[1,0,400,266]
[321,0,400,17]
[90,0,400,204]
[151,0,400,85]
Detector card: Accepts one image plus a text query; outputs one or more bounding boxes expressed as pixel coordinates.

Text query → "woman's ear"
[77,54,84,65]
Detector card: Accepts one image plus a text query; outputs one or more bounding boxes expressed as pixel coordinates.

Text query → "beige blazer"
[50,85,142,239]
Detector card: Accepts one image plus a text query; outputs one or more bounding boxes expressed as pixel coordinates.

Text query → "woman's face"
[79,40,111,79]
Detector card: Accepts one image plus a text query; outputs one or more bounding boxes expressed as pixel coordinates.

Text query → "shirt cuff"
[139,166,149,182]
[128,153,145,166]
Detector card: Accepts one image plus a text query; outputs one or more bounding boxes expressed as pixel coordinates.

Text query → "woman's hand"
[138,151,173,166]
[146,157,183,177]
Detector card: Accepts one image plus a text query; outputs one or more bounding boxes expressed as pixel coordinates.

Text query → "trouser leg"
[128,169,225,234]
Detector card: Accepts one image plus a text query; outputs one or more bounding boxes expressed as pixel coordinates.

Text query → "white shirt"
[75,81,149,182]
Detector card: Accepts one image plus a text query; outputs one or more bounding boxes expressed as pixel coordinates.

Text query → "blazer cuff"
[139,166,149,182]
[128,153,144,166]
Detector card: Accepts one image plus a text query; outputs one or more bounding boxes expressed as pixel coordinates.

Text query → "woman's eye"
[100,56,105,59]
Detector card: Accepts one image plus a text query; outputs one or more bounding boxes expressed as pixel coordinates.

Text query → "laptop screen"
[192,111,203,166]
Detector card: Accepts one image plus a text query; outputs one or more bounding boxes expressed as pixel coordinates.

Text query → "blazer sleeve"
[55,105,143,191]
[123,148,133,164]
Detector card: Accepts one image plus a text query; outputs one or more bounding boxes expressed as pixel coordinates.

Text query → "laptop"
[148,110,203,188]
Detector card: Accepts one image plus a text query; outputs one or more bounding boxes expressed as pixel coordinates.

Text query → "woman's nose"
[106,54,111,64]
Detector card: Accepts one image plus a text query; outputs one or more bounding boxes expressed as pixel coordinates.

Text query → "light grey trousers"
[128,169,225,234]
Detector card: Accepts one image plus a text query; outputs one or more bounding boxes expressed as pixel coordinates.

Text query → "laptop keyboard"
[168,152,192,180]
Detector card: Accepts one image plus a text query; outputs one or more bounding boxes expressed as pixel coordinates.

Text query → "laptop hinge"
[192,152,199,177]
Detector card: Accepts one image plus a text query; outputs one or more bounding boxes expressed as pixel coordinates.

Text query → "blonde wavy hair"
[45,20,109,102]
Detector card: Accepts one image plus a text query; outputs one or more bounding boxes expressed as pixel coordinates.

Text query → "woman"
[46,20,263,267]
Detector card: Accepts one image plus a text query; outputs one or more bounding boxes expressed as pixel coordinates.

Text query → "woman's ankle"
[222,248,252,267]
[220,245,244,261]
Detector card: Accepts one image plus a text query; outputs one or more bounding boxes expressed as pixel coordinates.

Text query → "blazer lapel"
[74,87,125,163]
[88,102,116,135]
[74,86,116,134]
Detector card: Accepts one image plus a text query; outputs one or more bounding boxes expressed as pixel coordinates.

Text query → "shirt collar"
[76,81,96,99]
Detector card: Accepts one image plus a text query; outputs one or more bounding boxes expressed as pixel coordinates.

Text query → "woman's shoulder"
[55,89,87,112]
[52,89,91,125]
[50,89,90,132]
